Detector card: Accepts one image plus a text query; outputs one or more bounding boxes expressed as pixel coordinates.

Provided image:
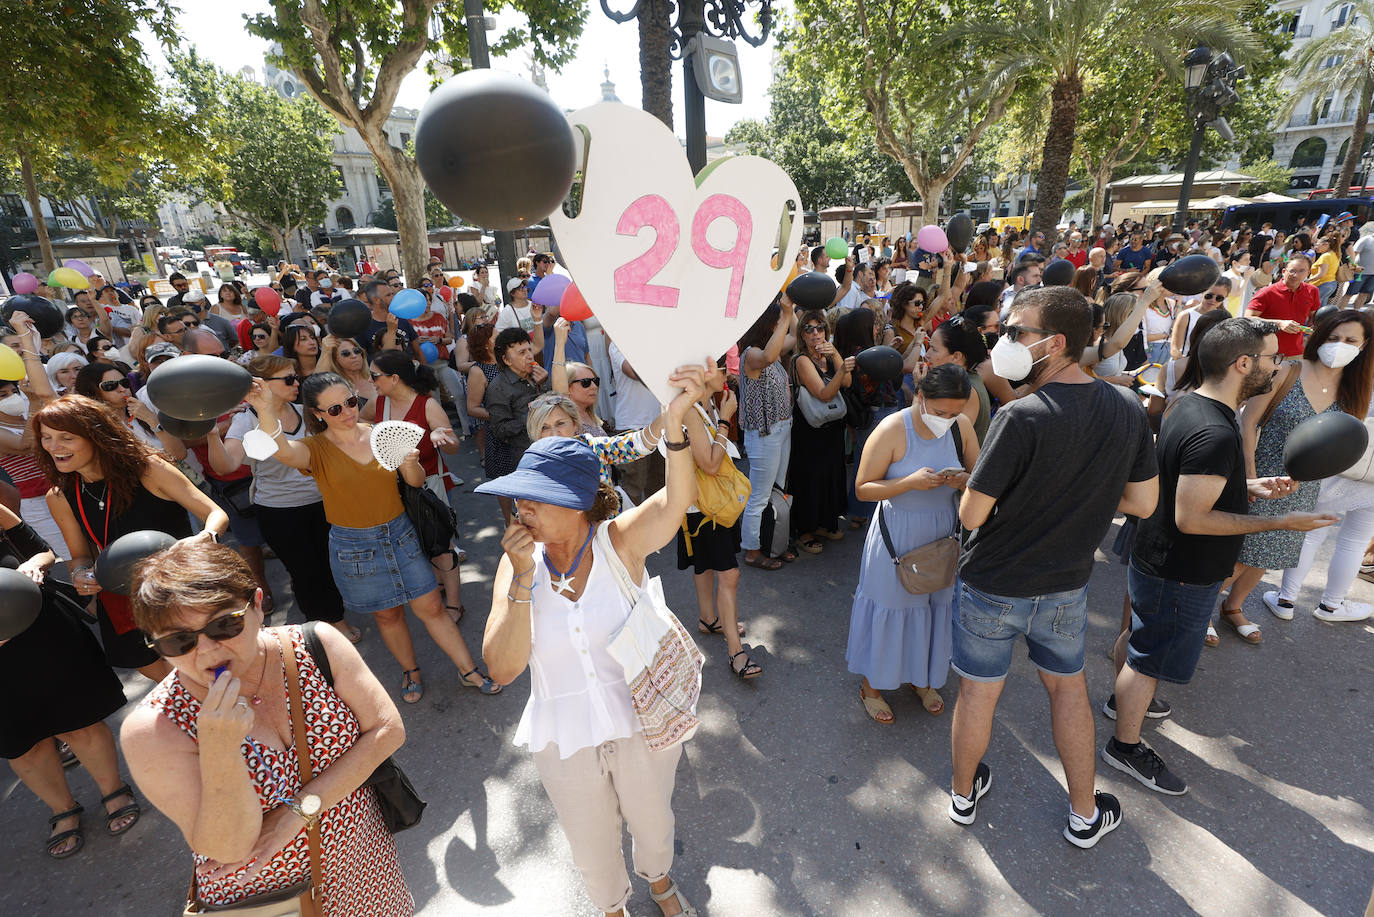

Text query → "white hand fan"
[370,421,425,472]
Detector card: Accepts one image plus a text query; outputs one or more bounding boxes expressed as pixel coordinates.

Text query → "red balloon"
[560,282,594,321]
[253,286,282,316]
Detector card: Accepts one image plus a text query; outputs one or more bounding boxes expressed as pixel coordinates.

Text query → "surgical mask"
[989,334,1052,385]
[1318,341,1360,369]
[0,392,28,417]
[320,278,333,289]
[917,398,956,437]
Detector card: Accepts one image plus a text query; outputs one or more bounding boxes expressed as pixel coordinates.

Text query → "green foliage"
[724,69,912,210]
[1237,159,1296,196]
[225,227,278,262]
[369,193,456,230]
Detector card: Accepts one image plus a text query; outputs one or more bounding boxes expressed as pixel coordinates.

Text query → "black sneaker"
[1102,693,1173,721]
[948,761,992,825]
[1101,740,1188,795]
[1063,791,1123,849]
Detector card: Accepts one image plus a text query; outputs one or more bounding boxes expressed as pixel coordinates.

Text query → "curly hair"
[30,394,153,516]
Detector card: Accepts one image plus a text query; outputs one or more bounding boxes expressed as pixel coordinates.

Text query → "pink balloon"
[916,225,948,253]
[11,272,37,294]
[531,273,571,308]
[253,286,282,316]
[63,259,95,277]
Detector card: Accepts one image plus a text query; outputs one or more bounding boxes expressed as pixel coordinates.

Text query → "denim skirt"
[328,511,437,614]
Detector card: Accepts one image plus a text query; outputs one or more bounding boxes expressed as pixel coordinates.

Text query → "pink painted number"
[613,194,681,309]
[690,194,753,319]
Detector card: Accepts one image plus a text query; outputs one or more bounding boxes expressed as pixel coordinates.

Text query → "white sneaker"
[1262,590,1295,621]
[1313,601,1373,623]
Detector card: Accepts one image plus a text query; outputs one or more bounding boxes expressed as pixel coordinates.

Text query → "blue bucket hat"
[474,437,600,510]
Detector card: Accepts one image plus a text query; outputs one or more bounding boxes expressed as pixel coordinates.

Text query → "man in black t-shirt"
[1105,317,1337,796]
[949,286,1158,849]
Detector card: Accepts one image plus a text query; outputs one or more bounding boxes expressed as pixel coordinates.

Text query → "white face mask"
[989,334,1053,384]
[319,278,333,289]
[917,398,956,437]
[0,392,28,417]
[1318,341,1361,369]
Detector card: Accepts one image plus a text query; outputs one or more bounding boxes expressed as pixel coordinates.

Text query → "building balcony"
[1286,106,1373,129]
[13,215,80,231]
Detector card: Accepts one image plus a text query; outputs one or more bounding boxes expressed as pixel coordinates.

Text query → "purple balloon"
[63,259,95,277]
[531,274,571,308]
[11,272,37,294]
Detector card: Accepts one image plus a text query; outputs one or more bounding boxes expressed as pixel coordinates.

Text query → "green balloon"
[825,236,848,260]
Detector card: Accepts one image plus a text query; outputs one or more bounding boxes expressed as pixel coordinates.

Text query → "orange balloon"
[779,262,801,296]
[448,275,465,288]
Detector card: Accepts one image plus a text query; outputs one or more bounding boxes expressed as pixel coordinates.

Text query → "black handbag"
[396,473,458,559]
[301,623,426,833]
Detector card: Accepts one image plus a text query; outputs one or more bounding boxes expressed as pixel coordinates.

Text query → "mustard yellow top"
[300,433,404,528]
[1311,250,1340,286]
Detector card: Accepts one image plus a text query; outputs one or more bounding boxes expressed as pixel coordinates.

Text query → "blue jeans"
[1125,562,1220,685]
[847,405,901,519]
[1317,280,1340,307]
[952,581,1089,680]
[741,419,792,551]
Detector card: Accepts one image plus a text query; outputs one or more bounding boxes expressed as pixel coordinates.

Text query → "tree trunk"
[638,0,674,127]
[1091,166,1111,230]
[1030,74,1084,241]
[368,135,428,283]
[1336,82,1373,198]
[19,153,55,274]
[912,177,948,225]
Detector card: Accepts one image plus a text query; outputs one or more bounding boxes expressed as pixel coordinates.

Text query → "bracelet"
[257,420,284,439]
[552,361,565,366]
[664,437,689,451]
[506,595,532,604]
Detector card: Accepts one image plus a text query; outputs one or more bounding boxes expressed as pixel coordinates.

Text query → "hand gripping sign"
[549,103,803,407]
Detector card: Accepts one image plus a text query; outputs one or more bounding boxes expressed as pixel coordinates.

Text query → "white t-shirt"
[495,302,534,334]
[608,341,660,429]
[835,283,870,312]
[1354,234,1374,273]
[226,405,323,508]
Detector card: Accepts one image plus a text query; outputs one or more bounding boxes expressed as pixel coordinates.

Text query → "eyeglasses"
[267,374,300,386]
[388,282,404,289]
[802,324,827,334]
[571,376,601,388]
[337,348,361,358]
[98,378,131,392]
[1002,324,1056,343]
[1240,352,1284,367]
[320,394,360,416]
[146,606,248,657]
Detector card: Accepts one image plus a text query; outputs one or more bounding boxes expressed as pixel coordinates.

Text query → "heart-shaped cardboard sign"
[549,103,802,407]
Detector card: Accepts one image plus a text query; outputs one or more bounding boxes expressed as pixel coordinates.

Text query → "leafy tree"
[369,192,457,230]
[248,0,587,284]
[948,0,1256,240]
[1237,159,1296,196]
[0,0,179,272]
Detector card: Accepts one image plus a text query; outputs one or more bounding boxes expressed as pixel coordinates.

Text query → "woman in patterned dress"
[120,540,413,916]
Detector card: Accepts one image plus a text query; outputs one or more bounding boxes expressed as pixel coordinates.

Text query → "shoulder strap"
[301,621,334,687]
[277,631,324,913]
[1258,361,1300,429]
[593,521,640,607]
[877,504,900,563]
[951,418,964,468]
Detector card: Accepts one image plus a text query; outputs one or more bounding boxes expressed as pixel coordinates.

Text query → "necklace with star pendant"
[544,524,596,596]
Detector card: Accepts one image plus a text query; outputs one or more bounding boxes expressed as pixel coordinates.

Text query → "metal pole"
[463,0,519,299]
[1173,113,1207,233]
[681,0,707,174]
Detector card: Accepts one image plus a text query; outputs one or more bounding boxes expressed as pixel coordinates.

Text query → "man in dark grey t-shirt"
[948,286,1159,850]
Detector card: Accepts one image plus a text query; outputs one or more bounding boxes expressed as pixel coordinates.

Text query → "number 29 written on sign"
[613,193,754,319]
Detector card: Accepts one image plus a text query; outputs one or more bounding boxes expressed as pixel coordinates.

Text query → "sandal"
[860,689,893,724]
[728,649,762,679]
[46,804,84,859]
[459,668,502,695]
[447,604,466,624]
[849,516,869,530]
[334,622,363,644]
[101,783,140,836]
[57,739,78,769]
[1204,625,1219,648]
[650,878,699,917]
[796,536,823,554]
[912,685,945,715]
[401,667,424,704]
[698,617,746,638]
[817,529,844,541]
[777,547,798,563]
[743,553,783,571]
[1221,610,1262,644]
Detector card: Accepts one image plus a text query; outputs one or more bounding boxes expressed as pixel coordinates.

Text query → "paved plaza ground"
[2,444,1372,916]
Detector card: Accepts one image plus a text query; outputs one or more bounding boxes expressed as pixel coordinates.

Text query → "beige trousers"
[533,734,683,913]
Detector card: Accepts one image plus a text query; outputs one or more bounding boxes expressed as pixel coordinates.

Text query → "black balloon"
[94,529,178,595]
[1313,304,1340,327]
[786,271,839,312]
[1159,254,1222,296]
[1283,411,1369,481]
[327,298,371,339]
[415,70,577,230]
[1042,258,1076,287]
[156,411,216,439]
[0,568,41,640]
[855,345,904,383]
[2,294,65,338]
[146,355,252,421]
[946,213,974,253]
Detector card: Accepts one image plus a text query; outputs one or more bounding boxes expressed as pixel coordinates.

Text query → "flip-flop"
[861,690,894,724]
[912,685,944,715]
[744,554,783,571]
[1221,610,1262,644]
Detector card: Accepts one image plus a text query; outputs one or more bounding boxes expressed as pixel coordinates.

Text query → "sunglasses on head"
[146,606,248,657]
[98,378,131,392]
[571,375,600,388]
[321,394,360,416]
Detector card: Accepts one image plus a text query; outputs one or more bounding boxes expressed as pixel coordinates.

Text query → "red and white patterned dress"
[145,626,413,916]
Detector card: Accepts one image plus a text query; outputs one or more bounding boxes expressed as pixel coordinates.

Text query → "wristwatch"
[288,792,322,828]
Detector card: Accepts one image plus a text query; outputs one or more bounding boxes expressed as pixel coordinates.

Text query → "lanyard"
[75,481,111,550]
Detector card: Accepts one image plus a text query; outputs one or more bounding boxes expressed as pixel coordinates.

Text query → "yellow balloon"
[52,267,89,289]
[0,344,25,381]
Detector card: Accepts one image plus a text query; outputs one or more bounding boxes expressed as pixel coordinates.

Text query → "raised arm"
[243,380,313,471]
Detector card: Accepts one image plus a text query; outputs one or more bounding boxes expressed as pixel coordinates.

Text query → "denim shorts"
[328,511,437,614]
[952,581,1089,681]
[1126,562,1221,685]
[1356,273,1374,296]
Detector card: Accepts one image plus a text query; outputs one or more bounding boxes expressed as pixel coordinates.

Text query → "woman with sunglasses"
[34,395,228,682]
[282,323,320,376]
[206,356,357,643]
[86,336,129,372]
[247,372,499,703]
[888,282,928,357]
[550,317,610,435]
[319,334,378,408]
[120,541,413,916]
[789,311,854,555]
[240,320,279,365]
[73,362,188,460]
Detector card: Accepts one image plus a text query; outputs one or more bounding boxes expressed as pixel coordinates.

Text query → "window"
[0,193,24,217]
[1320,95,1335,119]
[335,207,355,230]
[375,170,390,196]
[1290,137,1328,168]
[400,132,412,148]
[1336,134,1374,165]
[1281,12,1299,34]
[334,165,346,191]
[1334,3,1354,27]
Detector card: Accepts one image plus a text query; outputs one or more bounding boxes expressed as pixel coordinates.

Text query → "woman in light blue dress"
[847,365,979,724]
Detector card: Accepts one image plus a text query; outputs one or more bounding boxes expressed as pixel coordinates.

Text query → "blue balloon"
[419,341,440,363]
[390,288,426,319]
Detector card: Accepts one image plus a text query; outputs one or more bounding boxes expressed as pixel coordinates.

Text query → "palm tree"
[1280,0,1374,197]
[946,0,1252,240]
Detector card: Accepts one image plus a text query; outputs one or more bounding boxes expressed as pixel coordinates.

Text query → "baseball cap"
[145,343,182,362]
[474,437,600,510]
[507,277,527,293]
[183,289,207,303]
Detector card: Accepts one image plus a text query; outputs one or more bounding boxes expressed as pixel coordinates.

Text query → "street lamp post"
[1173,46,1243,232]
[939,134,963,221]
[1359,147,1374,192]
[461,0,518,299]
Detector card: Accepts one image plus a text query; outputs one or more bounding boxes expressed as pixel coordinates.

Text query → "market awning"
[1193,195,1250,210]
[1128,199,1179,213]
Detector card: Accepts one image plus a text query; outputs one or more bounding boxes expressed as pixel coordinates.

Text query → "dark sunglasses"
[184,320,201,327]
[802,324,827,334]
[571,376,601,388]
[98,378,131,392]
[321,394,360,416]
[267,374,300,385]
[251,332,269,341]
[146,606,248,657]
[337,348,361,358]
[93,343,115,353]
[1002,325,1055,343]
[1202,293,1225,301]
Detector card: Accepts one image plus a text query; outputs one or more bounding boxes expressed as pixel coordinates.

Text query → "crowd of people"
[1,213,1371,914]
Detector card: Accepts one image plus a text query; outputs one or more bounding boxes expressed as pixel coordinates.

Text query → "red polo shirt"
[1247,281,1320,356]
